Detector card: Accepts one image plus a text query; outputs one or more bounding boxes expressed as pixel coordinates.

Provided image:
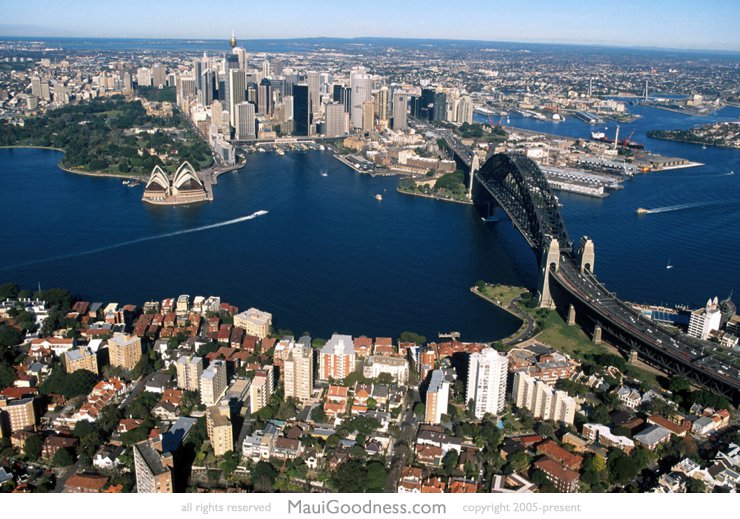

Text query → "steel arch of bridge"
[475,153,572,259]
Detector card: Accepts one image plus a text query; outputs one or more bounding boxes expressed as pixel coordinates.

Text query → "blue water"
[475,104,740,307]
[1,104,738,340]
[0,148,524,341]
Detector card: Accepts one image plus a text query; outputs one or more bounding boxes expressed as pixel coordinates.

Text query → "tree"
[53,447,75,467]
[0,362,16,389]
[0,325,22,349]
[669,376,690,393]
[331,459,368,492]
[24,434,43,460]
[40,368,98,398]
[366,461,387,492]
[686,478,706,493]
[442,449,459,476]
[504,451,529,474]
[399,331,426,345]
[220,451,241,478]
[311,405,328,424]
[252,461,277,492]
[413,402,425,417]
[0,283,20,300]
[607,450,638,486]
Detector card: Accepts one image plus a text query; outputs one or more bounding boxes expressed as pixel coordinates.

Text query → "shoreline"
[1,145,142,180]
[646,136,740,150]
[469,286,532,345]
[396,186,473,205]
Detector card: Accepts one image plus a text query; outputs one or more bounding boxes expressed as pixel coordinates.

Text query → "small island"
[647,122,740,149]
[0,90,213,177]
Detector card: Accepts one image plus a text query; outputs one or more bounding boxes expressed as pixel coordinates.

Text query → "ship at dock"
[590,128,645,149]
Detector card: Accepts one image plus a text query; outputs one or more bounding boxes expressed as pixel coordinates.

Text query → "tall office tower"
[262,59,271,79]
[30,76,42,97]
[178,77,196,104]
[257,78,272,115]
[211,100,224,132]
[307,71,321,116]
[350,69,373,129]
[151,65,166,88]
[424,369,450,424]
[136,67,152,87]
[324,103,348,137]
[319,73,332,93]
[200,359,228,406]
[206,405,234,457]
[228,69,247,127]
[318,334,356,381]
[466,348,508,418]
[375,86,389,123]
[133,441,173,493]
[418,88,435,119]
[193,57,204,92]
[175,355,203,391]
[283,95,294,124]
[283,342,314,403]
[235,101,256,140]
[292,84,312,136]
[391,92,408,130]
[250,365,274,414]
[362,100,375,131]
[688,297,722,340]
[200,69,214,106]
[332,84,343,103]
[122,72,132,93]
[456,95,473,124]
[108,333,142,370]
[432,92,447,122]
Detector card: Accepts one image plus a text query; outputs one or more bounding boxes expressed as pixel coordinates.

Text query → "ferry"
[636,207,649,215]
[375,194,383,201]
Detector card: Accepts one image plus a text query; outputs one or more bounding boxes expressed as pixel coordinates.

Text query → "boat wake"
[0,210,269,271]
[641,201,720,214]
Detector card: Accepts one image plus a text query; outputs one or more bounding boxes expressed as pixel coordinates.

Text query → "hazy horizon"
[2,0,739,52]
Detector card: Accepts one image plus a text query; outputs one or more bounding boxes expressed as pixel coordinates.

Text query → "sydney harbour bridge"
[440,130,739,404]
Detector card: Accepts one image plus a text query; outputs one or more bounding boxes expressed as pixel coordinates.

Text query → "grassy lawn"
[528,308,602,359]
[478,283,529,308]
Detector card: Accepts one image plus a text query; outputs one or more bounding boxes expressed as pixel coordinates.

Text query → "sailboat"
[666,259,673,270]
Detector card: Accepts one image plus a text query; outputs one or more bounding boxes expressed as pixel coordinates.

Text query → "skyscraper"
[375,86,389,123]
[206,405,234,457]
[307,71,321,116]
[257,78,272,116]
[108,333,142,371]
[235,102,256,140]
[318,334,355,381]
[324,103,348,137]
[350,70,373,129]
[433,92,447,122]
[362,100,375,131]
[151,65,166,88]
[424,369,449,424]
[133,441,173,493]
[292,84,312,136]
[228,69,246,127]
[466,348,508,418]
[392,92,408,130]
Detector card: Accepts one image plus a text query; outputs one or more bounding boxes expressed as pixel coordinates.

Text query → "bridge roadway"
[553,256,739,400]
[440,130,739,401]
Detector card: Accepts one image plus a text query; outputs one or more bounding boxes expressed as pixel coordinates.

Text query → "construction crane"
[622,129,635,147]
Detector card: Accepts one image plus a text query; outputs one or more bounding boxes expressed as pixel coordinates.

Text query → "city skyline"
[2,0,740,52]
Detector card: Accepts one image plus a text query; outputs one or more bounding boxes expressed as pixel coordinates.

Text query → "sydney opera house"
[142,162,209,205]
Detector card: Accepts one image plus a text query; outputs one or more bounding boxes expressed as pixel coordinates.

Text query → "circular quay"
[0,1,738,517]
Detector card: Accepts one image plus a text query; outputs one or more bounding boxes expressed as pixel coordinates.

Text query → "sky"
[1,0,739,51]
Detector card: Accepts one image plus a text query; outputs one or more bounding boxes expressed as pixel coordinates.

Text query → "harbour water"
[475,102,740,307]
[0,104,738,340]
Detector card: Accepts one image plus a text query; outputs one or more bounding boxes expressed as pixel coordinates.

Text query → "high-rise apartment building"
[375,86,389,123]
[250,365,274,414]
[362,100,375,131]
[206,405,234,457]
[512,372,576,425]
[200,360,228,406]
[424,370,449,424]
[688,297,722,340]
[318,334,356,382]
[283,343,314,403]
[63,348,98,375]
[108,333,142,371]
[133,441,173,493]
[176,355,203,391]
[233,307,272,339]
[466,348,508,418]
[0,397,37,434]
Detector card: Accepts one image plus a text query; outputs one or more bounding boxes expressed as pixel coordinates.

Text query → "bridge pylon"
[537,237,561,309]
[578,236,595,274]
[467,153,479,200]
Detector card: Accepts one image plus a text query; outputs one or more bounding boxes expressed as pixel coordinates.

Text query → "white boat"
[375,194,383,201]
[321,171,328,177]
[666,259,673,270]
